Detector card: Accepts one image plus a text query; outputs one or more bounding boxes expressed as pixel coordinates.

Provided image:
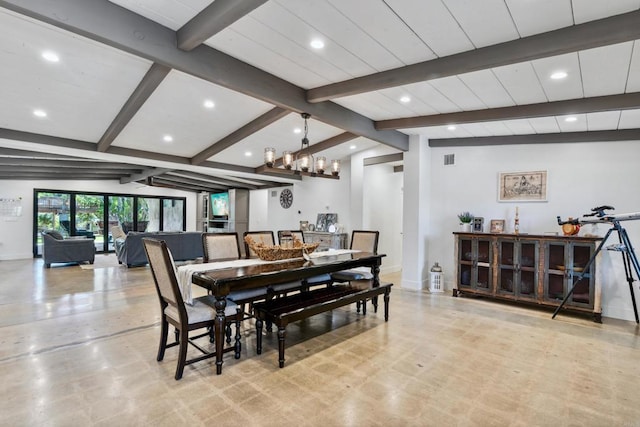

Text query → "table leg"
[213,296,227,375]
[372,262,381,313]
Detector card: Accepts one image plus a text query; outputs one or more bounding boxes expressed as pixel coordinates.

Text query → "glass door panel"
[108,196,133,250]
[75,194,104,252]
[163,199,184,231]
[140,198,160,232]
[35,192,70,256]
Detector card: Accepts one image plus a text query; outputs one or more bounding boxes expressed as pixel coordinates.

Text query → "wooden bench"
[253,282,393,368]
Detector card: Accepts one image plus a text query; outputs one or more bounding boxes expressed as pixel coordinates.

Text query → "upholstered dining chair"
[330,230,380,313]
[243,230,301,294]
[278,229,333,290]
[142,237,242,380]
[202,232,270,319]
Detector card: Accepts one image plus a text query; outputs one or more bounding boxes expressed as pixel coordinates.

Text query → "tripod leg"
[552,228,614,319]
[621,229,640,324]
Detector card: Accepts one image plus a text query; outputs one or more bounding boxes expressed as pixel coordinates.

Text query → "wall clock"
[280,189,293,209]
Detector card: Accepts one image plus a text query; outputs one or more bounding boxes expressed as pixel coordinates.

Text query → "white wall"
[0,179,196,260]
[428,140,640,321]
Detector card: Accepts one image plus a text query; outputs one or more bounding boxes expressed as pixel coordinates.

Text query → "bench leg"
[356,300,361,313]
[256,319,263,354]
[362,299,367,315]
[373,295,379,313]
[278,326,287,368]
[234,309,242,359]
[384,289,390,321]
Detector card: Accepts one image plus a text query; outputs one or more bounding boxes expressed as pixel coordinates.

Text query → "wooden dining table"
[191,250,385,374]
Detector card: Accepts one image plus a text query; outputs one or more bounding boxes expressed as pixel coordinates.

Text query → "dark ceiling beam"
[97,63,171,152]
[120,167,173,184]
[166,171,263,190]
[307,10,640,102]
[0,165,127,175]
[363,153,403,166]
[191,107,289,165]
[254,132,357,173]
[171,170,286,187]
[0,0,408,151]
[376,93,640,130]
[393,165,403,173]
[0,147,84,160]
[428,129,640,147]
[156,174,231,191]
[0,157,145,170]
[177,0,268,51]
[0,174,123,180]
[149,177,218,192]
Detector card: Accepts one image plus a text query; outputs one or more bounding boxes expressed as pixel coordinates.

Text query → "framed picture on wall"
[490,219,505,233]
[498,170,547,202]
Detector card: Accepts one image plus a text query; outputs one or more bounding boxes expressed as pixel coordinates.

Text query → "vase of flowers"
[458,211,474,232]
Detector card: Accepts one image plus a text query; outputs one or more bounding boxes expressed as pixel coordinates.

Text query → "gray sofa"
[42,230,96,268]
[115,231,203,267]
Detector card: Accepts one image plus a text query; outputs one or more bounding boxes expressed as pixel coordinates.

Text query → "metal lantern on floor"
[429,262,443,293]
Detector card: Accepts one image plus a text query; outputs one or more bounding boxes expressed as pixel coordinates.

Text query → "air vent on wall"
[444,154,455,165]
[271,190,278,197]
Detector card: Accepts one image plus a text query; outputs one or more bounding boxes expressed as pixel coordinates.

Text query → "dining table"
[184,249,386,374]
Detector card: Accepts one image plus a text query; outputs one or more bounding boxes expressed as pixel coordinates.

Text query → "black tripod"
[553,206,640,323]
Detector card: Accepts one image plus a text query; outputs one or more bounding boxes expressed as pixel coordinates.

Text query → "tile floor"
[1,254,640,426]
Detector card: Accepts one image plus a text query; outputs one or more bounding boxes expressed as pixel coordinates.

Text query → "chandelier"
[264,113,340,177]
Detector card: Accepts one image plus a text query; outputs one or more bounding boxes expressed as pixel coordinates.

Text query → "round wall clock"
[279,189,293,209]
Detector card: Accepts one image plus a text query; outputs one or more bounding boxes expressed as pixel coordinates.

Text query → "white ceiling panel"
[385,0,475,57]
[586,111,622,131]
[572,0,640,25]
[618,109,640,129]
[108,0,209,30]
[556,114,588,132]
[442,0,518,48]
[402,81,462,114]
[457,123,493,137]
[481,121,515,136]
[0,9,151,142]
[459,70,516,108]
[493,62,548,105]
[528,117,561,134]
[333,92,410,121]
[504,119,537,135]
[627,41,640,92]
[532,53,583,101]
[274,0,404,72]
[112,70,274,157]
[315,136,380,163]
[429,76,487,110]
[580,42,633,97]
[328,0,436,66]
[506,0,573,37]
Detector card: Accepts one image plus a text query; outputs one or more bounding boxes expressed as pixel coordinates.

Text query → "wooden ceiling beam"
[307,10,640,102]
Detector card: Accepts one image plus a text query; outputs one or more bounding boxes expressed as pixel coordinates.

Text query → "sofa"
[115,231,203,267]
[42,230,96,268]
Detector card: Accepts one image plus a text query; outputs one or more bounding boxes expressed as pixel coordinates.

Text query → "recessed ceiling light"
[400,96,411,103]
[310,39,325,49]
[349,145,356,150]
[41,51,59,62]
[293,127,302,134]
[550,71,568,80]
[447,125,456,131]
[163,135,173,142]
[245,151,252,157]
[33,109,47,118]
[203,100,215,109]
[564,116,577,122]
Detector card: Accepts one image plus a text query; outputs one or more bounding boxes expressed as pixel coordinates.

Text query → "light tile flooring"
[2,254,640,426]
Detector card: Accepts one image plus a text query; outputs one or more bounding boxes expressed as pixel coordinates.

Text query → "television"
[210,192,230,219]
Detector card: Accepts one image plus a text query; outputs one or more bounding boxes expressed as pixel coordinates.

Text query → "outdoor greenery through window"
[34,190,186,256]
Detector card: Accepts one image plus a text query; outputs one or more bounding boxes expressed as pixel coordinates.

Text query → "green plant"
[458,211,474,223]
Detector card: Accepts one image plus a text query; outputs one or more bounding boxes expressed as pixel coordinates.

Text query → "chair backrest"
[111,225,126,240]
[202,232,241,262]
[43,230,64,241]
[350,230,379,253]
[243,231,275,258]
[142,238,185,319]
[278,230,305,245]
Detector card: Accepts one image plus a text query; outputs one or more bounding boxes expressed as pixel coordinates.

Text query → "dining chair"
[142,237,242,380]
[330,230,380,313]
[203,232,271,319]
[244,230,300,294]
[279,229,333,289]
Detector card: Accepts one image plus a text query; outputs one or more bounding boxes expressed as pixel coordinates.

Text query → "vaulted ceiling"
[1,0,639,192]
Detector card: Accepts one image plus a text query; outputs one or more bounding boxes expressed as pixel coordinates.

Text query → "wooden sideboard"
[304,231,348,250]
[453,232,602,322]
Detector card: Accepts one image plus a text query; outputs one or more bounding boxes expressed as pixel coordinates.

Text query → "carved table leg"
[256,319,263,354]
[214,296,227,375]
[278,326,287,368]
[384,288,390,322]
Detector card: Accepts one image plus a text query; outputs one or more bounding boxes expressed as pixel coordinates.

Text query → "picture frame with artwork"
[498,170,547,202]
[490,219,505,233]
